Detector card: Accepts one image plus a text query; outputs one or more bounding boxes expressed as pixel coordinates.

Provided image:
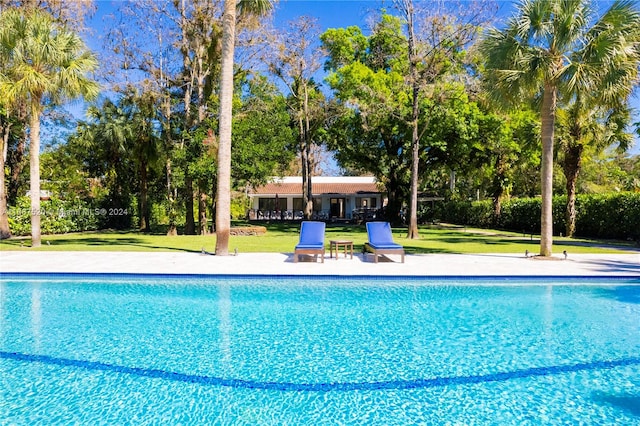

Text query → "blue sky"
[81,0,638,154]
[274,0,383,28]
[270,0,639,154]
[272,0,516,28]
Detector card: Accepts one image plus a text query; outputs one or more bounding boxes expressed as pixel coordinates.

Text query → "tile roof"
[251,182,381,195]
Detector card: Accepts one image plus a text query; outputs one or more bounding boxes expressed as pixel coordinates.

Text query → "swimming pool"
[1,274,639,424]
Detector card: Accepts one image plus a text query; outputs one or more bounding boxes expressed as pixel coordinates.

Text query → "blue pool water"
[1,274,639,425]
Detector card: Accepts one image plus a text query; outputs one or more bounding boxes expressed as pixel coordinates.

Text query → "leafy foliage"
[322,16,414,224]
[437,193,640,241]
[1,1,639,243]
[8,196,100,236]
[231,77,295,188]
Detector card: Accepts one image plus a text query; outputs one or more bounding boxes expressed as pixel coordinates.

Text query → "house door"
[330,198,346,218]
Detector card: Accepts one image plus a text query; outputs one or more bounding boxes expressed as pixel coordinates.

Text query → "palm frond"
[237,0,274,17]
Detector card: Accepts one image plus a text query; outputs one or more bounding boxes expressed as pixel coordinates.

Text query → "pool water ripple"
[1,350,639,392]
[1,276,639,424]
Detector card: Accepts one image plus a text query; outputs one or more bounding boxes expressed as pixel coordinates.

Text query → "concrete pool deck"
[1,251,639,277]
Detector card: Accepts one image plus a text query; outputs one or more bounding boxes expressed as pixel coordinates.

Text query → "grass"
[0,222,636,254]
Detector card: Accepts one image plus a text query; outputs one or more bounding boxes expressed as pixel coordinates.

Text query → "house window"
[258,198,286,211]
[330,198,346,218]
[356,197,377,208]
[292,197,321,212]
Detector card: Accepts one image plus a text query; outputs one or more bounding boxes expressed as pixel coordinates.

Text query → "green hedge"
[8,197,101,236]
[575,193,640,240]
[436,192,640,241]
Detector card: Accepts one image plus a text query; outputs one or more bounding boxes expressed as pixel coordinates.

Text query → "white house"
[247,176,384,221]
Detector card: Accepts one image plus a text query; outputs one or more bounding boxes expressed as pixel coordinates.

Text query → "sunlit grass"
[0,223,635,254]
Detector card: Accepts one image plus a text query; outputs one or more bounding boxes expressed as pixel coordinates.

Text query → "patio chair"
[294,221,326,263]
[364,221,405,263]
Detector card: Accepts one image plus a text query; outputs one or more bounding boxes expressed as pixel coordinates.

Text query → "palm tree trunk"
[215,0,236,256]
[563,143,583,238]
[29,103,41,247]
[0,121,11,239]
[539,83,556,256]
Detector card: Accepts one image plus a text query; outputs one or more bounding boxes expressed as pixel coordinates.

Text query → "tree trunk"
[210,180,216,233]
[29,103,41,247]
[166,158,178,236]
[492,154,507,225]
[407,109,420,237]
[198,184,208,235]
[8,137,25,203]
[196,49,208,123]
[301,85,314,221]
[301,140,313,220]
[163,94,177,236]
[184,176,196,234]
[180,0,195,236]
[0,120,11,239]
[385,170,405,226]
[215,0,236,256]
[161,79,177,236]
[405,0,420,239]
[563,142,583,238]
[8,103,27,204]
[139,160,151,232]
[539,83,556,256]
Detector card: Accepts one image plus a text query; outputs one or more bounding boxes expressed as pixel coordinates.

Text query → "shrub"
[7,197,100,236]
[576,193,640,240]
[440,192,640,241]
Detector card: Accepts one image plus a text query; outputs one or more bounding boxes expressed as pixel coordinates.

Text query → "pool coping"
[1,251,639,277]
[2,271,640,287]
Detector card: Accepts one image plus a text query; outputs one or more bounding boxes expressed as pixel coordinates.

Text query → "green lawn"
[0,222,636,254]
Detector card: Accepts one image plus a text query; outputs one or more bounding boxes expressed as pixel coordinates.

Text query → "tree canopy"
[1,1,638,244]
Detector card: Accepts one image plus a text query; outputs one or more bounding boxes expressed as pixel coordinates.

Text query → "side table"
[329,240,353,260]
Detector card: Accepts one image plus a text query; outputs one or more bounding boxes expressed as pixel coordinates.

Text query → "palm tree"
[559,2,639,237]
[122,90,161,233]
[559,102,634,238]
[75,100,136,229]
[215,0,272,255]
[480,0,640,256]
[0,8,98,246]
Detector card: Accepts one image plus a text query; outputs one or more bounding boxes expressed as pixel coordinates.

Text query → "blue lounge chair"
[364,221,405,263]
[294,221,326,263]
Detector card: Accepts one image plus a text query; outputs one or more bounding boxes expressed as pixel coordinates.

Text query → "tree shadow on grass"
[401,244,460,255]
[404,235,536,254]
[555,239,640,252]
[24,236,202,254]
